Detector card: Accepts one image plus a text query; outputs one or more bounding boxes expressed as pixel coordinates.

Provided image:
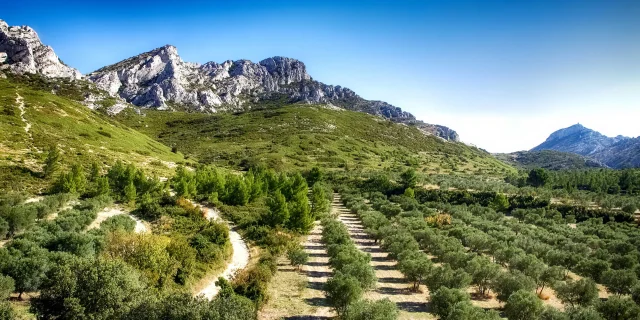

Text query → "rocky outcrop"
[0,19,81,79]
[88,45,459,141]
[531,124,640,168]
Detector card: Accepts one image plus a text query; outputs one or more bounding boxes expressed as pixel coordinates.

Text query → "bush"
[425,265,472,292]
[286,246,308,271]
[344,298,399,320]
[0,275,15,300]
[596,296,640,320]
[324,272,363,317]
[100,215,136,233]
[601,269,637,296]
[491,271,536,302]
[555,278,599,307]
[504,290,544,320]
[0,302,16,320]
[431,287,470,320]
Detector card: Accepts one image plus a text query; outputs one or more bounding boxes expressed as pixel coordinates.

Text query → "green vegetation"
[3,66,640,320]
[334,168,640,320]
[0,77,185,193]
[114,104,513,174]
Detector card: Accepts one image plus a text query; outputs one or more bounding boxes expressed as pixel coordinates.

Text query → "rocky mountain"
[0,20,81,79]
[496,150,605,170]
[0,19,458,141]
[531,124,640,168]
[87,45,459,141]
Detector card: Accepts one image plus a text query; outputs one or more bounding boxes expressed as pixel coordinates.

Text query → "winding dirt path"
[87,206,149,233]
[195,204,250,300]
[334,197,433,319]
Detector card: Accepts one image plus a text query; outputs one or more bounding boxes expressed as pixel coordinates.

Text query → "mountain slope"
[114,103,512,175]
[87,45,459,141]
[495,150,605,170]
[0,76,186,193]
[531,124,640,168]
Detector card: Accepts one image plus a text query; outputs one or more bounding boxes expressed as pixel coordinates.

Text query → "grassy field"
[0,78,187,193]
[115,104,514,175]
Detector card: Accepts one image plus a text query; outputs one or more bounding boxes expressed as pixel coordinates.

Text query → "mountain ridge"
[0,18,459,141]
[531,124,640,168]
[496,150,606,170]
[86,44,459,140]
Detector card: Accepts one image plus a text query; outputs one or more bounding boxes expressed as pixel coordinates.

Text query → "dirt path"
[333,198,433,320]
[259,222,335,320]
[16,93,32,139]
[195,204,250,300]
[87,206,149,233]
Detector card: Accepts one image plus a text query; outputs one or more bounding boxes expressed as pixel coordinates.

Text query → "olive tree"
[504,290,544,320]
[324,272,363,317]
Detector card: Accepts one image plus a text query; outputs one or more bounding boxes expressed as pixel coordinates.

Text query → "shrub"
[504,290,544,320]
[344,298,399,320]
[324,272,363,317]
[286,246,308,271]
[431,287,470,320]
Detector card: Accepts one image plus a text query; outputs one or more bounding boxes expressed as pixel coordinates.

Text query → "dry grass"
[259,222,335,319]
[258,256,319,319]
[334,200,434,320]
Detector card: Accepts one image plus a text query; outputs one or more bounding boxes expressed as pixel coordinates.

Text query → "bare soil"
[192,203,250,300]
[259,226,335,319]
[334,198,434,320]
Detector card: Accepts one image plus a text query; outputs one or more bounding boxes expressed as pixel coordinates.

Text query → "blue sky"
[3,0,640,152]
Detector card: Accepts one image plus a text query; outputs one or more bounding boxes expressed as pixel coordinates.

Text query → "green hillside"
[0,77,186,193]
[114,104,514,175]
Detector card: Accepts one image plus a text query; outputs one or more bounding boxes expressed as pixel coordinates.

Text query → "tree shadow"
[285,316,333,320]
[360,246,384,254]
[397,301,429,313]
[307,281,325,290]
[377,286,408,295]
[377,276,407,284]
[349,234,370,240]
[305,270,333,278]
[304,297,330,307]
[305,261,329,267]
[370,255,389,262]
[373,264,396,271]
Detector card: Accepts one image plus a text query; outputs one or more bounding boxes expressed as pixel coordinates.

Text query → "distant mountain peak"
[532,124,640,168]
[0,19,81,79]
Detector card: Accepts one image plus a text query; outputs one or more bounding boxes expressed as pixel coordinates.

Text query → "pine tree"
[70,164,86,194]
[89,162,101,182]
[311,184,330,217]
[266,190,289,227]
[123,181,137,202]
[288,190,313,232]
[43,145,60,178]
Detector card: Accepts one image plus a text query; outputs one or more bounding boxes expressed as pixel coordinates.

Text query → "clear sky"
[3,0,639,152]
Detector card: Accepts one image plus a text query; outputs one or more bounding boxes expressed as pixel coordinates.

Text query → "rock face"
[0,20,81,79]
[531,124,640,168]
[88,45,459,141]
